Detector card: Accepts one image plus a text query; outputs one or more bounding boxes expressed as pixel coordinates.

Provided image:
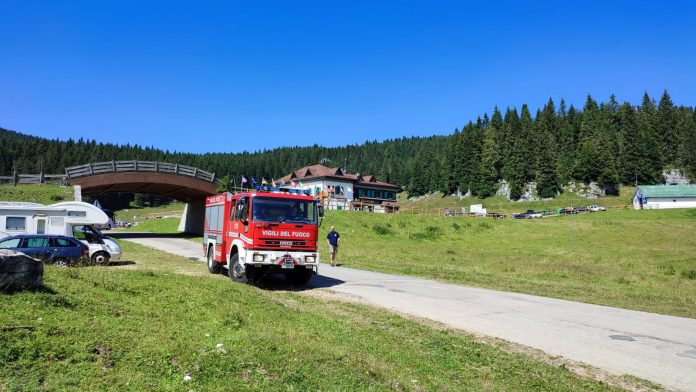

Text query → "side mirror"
[242,219,249,226]
[318,205,324,217]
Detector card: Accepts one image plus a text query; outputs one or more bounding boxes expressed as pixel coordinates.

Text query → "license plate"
[280,241,293,247]
[281,258,294,269]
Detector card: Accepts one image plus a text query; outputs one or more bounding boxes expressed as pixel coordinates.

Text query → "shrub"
[681,270,696,280]
[409,225,443,240]
[50,194,64,201]
[372,224,393,235]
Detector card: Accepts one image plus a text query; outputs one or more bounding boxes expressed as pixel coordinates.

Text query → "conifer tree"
[474,125,500,198]
[657,90,677,165]
[637,92,664,183]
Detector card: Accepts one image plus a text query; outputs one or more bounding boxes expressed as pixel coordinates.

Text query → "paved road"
[116,234,696,391]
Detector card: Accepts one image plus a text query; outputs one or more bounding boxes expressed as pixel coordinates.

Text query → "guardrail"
[64,161,216,183]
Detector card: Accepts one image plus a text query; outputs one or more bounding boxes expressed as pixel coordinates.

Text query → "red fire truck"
[203,187,323,285]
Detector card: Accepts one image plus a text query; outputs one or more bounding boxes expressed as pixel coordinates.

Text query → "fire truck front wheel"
[207,246,221,274]
[228,253,259,284]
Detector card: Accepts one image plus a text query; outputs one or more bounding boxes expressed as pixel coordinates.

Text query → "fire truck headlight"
[305,256,316,263]
[252,254,265,262]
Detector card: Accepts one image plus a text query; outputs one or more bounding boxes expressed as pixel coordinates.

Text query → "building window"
[6,217,26,231]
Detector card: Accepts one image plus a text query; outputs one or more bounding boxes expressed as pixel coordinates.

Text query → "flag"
[251,177,258,186]
[241,175,247,184]
[291,180,297,187]
[272,178,276,187]
[298,180,303,188]
[261,178,268,185]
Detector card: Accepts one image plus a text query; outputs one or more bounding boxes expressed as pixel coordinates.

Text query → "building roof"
[277,164,401,191]
[635,185,696,198]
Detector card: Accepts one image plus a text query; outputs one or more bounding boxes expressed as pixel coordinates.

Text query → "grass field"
[0,184,74,205]
[318,208,696,318]
[398,186,636,215]
[114,203,185,223]
[4,184,694,318]
[0,242,626,391]
[124,217,181,234]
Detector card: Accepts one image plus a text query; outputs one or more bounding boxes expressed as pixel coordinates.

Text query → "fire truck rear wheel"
[285,267,313,286]
[228,253,258,284]
[207,247,221,274]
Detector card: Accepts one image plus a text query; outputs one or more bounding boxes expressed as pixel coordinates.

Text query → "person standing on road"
[326,226,340,266]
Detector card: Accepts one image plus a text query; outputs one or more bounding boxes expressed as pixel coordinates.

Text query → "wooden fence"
[0,171,68,186]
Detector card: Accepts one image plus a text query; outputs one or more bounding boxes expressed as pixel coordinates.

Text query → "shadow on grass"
[106,261,136,267]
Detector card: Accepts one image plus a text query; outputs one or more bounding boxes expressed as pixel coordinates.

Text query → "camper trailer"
[0,201,122,264]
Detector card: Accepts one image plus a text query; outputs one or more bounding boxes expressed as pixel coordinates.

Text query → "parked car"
[586,205,606,212]
[0,235,89,267]
[524,210,543,219]
[573,206,587,214]
[512,212,528,219]
[558,207,576,215]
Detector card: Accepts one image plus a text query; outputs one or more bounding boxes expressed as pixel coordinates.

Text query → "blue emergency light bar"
[254,185,311,196]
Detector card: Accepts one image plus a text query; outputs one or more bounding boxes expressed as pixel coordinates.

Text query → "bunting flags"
[251,177,258,186]
[261,178,268,185]
[241,175,247,184]
[291,180,297,187]
[272,178,276,187]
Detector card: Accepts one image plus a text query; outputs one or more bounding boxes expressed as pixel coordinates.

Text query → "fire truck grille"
[261,240,311,249]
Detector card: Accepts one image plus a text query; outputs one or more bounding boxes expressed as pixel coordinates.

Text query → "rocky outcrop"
[663,169,690,185]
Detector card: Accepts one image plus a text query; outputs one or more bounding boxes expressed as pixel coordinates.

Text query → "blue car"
[0,235,90,267]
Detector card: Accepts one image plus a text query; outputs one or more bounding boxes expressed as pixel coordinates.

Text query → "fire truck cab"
[203,187,322,286]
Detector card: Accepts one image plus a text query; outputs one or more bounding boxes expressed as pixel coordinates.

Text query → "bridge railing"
[65,161,216,182]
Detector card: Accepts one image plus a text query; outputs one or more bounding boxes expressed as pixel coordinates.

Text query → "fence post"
[39,172,44,184]
[112,161,116,172]
[12,166,18,186]
[193,167,198,178]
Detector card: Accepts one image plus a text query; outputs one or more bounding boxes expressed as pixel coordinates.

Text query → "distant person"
[326,226,340,266]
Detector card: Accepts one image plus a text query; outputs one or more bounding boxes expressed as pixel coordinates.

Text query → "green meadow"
[0,242,625,391]
[319,208,696,318]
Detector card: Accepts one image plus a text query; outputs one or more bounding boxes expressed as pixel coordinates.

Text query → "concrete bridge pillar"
[178,200,206,234]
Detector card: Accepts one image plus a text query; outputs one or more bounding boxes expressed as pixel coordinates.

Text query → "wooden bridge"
[2,161,218,202]
[64,161,218,202]
[2,161,218,233]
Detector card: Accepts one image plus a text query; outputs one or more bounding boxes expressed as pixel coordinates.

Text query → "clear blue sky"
[1,1,695,153]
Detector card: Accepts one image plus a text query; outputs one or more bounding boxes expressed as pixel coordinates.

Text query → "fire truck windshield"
[252,197,317,224]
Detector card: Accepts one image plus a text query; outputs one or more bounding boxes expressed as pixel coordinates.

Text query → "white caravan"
[0,201,122,264]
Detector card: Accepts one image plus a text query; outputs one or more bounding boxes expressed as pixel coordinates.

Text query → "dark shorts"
[329,245,338,254]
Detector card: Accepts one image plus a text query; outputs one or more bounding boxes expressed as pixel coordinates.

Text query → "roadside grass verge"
[319,208,696,318]
[0,243,622,391]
